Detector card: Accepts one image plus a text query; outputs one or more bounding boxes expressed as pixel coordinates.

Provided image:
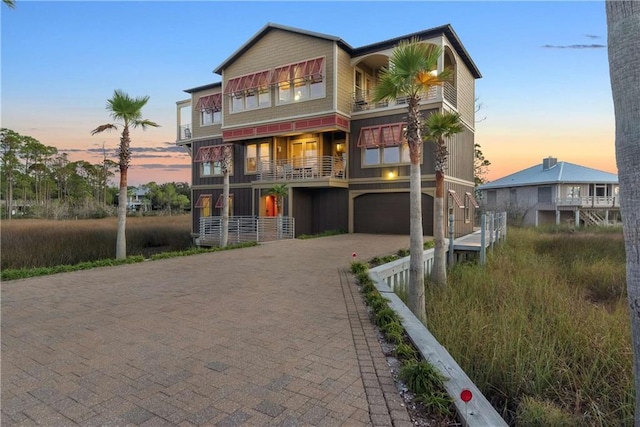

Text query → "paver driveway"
[2,234,414,426]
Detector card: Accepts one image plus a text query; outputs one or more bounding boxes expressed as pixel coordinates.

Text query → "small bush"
[394,343,417,361]
[374,307,401,328]
[399,360,446,395]
[423,240,435,249]
[297,229,346,239]
[350,261,368,275]
[397,248,410,257]
[418,390,454,418]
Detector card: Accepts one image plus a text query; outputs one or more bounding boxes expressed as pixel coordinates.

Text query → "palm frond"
[3,0,16,9]
[91,124,118,135]
[423,112,463,142]
[133,119,160,130]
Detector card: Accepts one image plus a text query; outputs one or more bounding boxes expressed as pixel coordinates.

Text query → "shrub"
[516,396,580,427]
[394,343,417,361]
[399,360,446,395]
[374,307,401,328]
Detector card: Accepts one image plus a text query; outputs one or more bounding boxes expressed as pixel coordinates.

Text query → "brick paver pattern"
[2,234,413,426]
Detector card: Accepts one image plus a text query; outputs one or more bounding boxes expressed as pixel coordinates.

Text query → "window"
[510,189,517,205]
[246,142,271,173]
[195,194,212,217]
[538,186,552,203]
[226,70,272,113]
[215,194,234,216]
[195,145,234,177]
[196,94,222,126]
[487,190,497,207]
[567,186,581,199]
[273,57,325,105]
[358,123,410,166]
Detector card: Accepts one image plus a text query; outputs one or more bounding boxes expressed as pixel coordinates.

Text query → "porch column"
[605,210,609,225]
[535,210,539,227]
[556,209,560,225]
[575,209,580,227]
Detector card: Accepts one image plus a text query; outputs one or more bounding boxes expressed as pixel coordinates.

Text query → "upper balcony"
[255,156,347,184]
[351,82,456,113]
[351,43,459,115]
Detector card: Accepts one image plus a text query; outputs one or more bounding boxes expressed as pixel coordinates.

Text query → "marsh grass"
[425,227,633,425]
[1,216,193,269]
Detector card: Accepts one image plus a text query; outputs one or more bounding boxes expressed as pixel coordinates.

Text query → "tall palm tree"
[220,145,233,248]
[423,111,463,286]
[373,38,451,323]
[92,90,159,259]
[3,0,16,8]
[606,1,640,421]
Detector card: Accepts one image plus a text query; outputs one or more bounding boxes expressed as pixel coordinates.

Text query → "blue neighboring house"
[478,157,619,226]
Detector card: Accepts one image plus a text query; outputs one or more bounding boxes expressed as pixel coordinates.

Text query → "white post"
[480,213,487,265]
[555,209,560,225]
[575,209,580,227]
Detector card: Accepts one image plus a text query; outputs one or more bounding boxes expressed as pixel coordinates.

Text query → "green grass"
[1,216,193,269]
[424,227,632,425]
[297,229,346,239]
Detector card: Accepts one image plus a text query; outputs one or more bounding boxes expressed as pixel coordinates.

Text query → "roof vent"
[542,156,557,170]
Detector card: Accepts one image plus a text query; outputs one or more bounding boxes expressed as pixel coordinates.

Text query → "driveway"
[1,234,415,426]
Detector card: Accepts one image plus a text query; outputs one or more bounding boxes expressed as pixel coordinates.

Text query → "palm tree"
[220,145,233,248]
[91,90,159,259]
[606,1,640,421]
[3,0,16,8]
[423,112,463,286]
[267,183,288,239]
[373,38,451,323]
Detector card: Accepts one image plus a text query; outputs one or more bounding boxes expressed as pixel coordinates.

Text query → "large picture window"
[246,142,271,173]
[273,57,325,105]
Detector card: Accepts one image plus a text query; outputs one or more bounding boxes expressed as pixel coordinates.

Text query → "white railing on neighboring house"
[197,216,295,246]
[556,196,619,208]
[256,156,346,181]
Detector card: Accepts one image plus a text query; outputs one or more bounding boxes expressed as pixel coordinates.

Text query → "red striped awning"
[195,93,222,111]
[466,192,480,208]
[448,190,465,208]
[357,123,406,148]
[224,70,272,94]
[194,194,211,208]
[194,145,233,163]
[272,57,325,84]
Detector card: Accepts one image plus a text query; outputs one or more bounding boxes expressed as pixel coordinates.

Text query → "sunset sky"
[2,1,614,187]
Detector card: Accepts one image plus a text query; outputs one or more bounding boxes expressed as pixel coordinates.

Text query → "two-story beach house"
[176,23,481,242]
[478,157,620,226]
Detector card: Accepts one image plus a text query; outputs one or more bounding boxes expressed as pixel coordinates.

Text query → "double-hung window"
[358,123,410,166]
[196,94,222,126]
[273,57,325,105]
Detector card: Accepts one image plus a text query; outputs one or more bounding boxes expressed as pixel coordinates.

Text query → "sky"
[1,1,615,186]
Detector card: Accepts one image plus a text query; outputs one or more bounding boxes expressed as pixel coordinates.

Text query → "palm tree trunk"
[116,166,128,260]
[432,170,447,286]
[221,171,230,247]
[606,1,640,421]
[407,97,426,324]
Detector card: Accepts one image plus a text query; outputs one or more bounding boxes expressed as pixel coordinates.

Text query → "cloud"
[585,34,601,39]
[542,44,606,49]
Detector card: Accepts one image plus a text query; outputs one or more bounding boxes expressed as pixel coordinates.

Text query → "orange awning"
[194,145,233,162]
[466,192,480,208]
[195,93,222,111]
[448,190,465,208]
[225,70,272,94]
[357,123,406,148]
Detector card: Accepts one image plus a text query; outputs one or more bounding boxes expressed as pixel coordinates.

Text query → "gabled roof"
[479,160,618,190]
[212,22,481,79]
[213,23,351,75]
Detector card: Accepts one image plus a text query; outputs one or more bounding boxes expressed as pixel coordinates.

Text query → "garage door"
[353,192,433,235]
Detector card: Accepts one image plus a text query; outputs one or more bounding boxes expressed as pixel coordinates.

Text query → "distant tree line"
[0,128,190,219]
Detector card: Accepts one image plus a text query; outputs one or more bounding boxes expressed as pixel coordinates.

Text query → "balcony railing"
[556,196,619,208]
[256,156,346,182]
[178,125,192,141]
[443,82,457,107]
[352,85,445,112]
